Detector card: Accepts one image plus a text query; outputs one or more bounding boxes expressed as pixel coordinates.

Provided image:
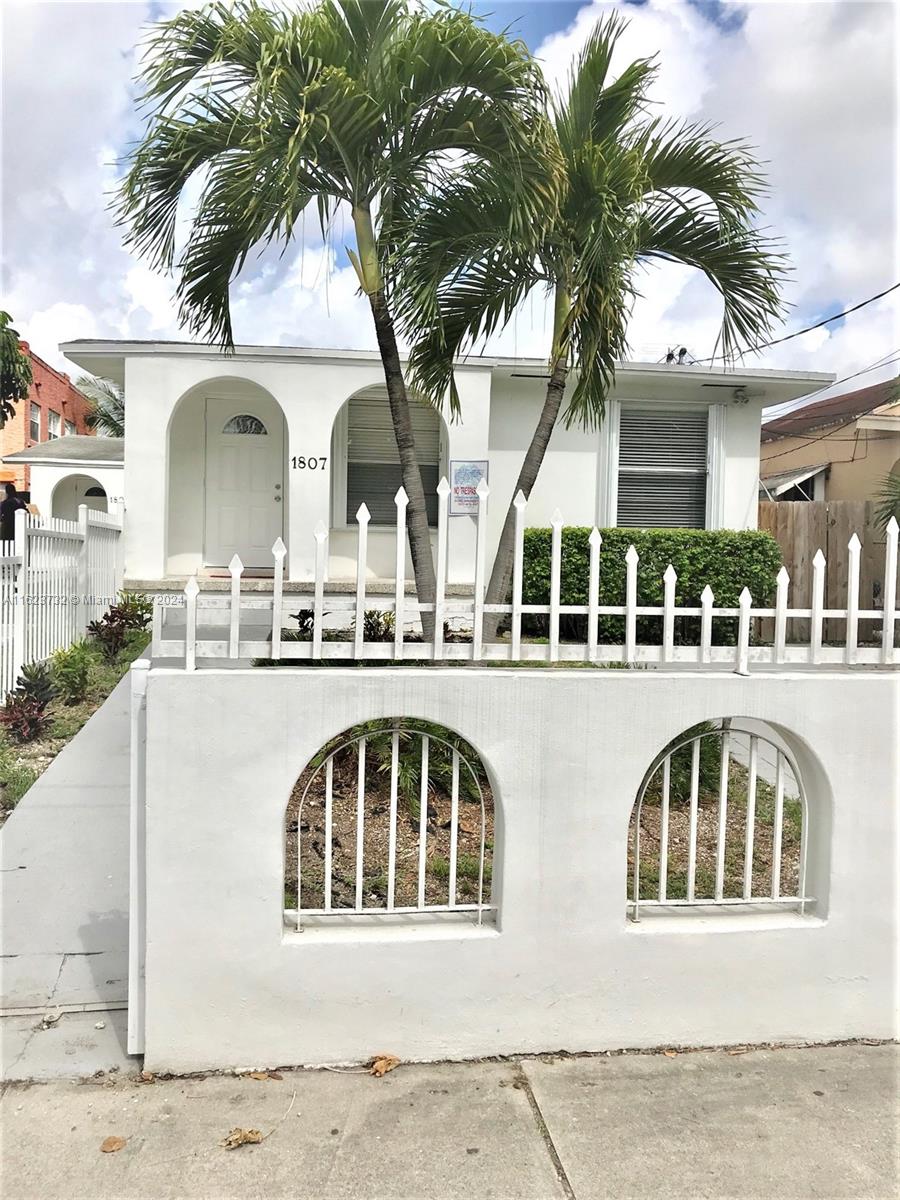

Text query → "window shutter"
[616,408,708,529]
[346,389,441,525]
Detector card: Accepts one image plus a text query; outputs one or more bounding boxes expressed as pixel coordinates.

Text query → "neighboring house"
[759,377,900,502]
[0,343,95,496]
[60,339,832,585]
[1,435,123,521]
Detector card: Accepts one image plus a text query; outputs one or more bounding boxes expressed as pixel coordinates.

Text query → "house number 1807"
[291,456,327,470]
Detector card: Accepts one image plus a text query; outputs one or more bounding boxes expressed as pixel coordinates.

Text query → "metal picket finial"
[229,553,244,576]
[271,537,287,559]
[356,502,371,525]
[436,477,451,498]
[588,527,602,548]
[314,520,328,542]
[394,486,409,507]
[476,476,490,501]
[184,574,200,598]
[513,489,527,510]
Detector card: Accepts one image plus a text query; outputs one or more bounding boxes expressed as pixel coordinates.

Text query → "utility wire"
[691,281,900,366]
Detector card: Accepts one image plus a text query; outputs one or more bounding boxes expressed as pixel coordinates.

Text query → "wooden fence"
[758,500,896,643]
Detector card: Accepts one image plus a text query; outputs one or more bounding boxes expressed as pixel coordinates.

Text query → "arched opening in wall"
[627,719,812,921]
[166,377,286,574]
[285,719,495,927]
[51,473,108,520]
[330,386,447,528]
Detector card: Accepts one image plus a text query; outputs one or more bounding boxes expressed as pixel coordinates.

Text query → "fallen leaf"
[727,1048,749,1056]
[220,1128,263,1150]
[369,1054,400,1077]
[100,1136,126,1154]
[139,1071,156,1084]
[248,1072,269,1081]
[663,1050,678,1058]
[267,1071,283,1080]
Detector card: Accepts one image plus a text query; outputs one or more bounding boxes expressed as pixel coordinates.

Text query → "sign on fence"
[449,461,488,516]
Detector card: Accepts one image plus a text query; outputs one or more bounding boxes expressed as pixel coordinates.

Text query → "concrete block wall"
[132,666,899,1072]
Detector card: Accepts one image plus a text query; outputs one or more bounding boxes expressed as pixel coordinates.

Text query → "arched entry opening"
[167,378,286,574]
[51,473,108,520]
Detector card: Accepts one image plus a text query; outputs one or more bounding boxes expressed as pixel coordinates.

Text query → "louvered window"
[617,408,708,528]
[346,391,441,525]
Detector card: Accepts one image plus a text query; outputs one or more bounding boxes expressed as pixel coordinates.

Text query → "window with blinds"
[616,407,708,528]
[346,391,442,525]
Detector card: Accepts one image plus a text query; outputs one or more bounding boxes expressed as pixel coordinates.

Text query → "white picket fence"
[0,506,123,697]
[152,480,899,671]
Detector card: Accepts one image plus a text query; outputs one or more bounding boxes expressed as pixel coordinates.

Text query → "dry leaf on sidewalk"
[248,1072,269,1081]
[100,1136,126,1153]
[663,1050,678,1058]
[220,1128,263,1150]
[369,1054,400,1077]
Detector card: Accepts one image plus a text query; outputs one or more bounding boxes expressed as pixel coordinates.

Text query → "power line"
[691,281,900,366]
[764,348,900,419]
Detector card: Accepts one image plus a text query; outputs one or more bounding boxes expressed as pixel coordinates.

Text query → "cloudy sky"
[2,0,897,407]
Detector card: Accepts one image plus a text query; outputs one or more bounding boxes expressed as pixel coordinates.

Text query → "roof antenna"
[677,347,688,365]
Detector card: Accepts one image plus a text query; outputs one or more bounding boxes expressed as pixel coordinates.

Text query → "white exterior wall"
[124,354,492,583]
[136,666,898,1073]
[26,462,123,520]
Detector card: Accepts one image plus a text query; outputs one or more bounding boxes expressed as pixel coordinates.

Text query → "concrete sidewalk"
[1,674,135,1080]
[2,1044,897,1200]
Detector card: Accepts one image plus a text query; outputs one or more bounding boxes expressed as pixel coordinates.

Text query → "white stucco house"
[2,435,124,521]
[59,340,832,586]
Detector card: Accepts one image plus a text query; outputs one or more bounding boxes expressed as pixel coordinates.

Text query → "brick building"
[0,343,94,495]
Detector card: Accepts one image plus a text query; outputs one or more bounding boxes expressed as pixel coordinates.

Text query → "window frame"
[598,399,726,530]
[29,402,41,442]
[331,396,447,530]
[47,410,61,440]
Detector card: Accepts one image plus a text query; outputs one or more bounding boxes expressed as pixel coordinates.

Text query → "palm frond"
[75,376,125,438]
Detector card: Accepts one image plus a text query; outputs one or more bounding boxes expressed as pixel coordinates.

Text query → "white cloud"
[1,0,896,403]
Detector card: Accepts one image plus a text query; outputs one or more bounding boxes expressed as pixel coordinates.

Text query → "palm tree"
[76,376,125,438]
[115,0,546,628]
[397,14,787,634]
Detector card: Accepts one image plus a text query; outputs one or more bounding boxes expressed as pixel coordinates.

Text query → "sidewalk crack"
[514,1062,577,1200]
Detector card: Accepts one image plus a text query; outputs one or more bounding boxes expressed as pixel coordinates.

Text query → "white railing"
[288,720,492,927]
[629,721,809,921]
[153,480,899,670]
[0,506,123,696]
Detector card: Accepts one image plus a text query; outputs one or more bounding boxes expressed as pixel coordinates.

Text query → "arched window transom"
[223,413,267,435]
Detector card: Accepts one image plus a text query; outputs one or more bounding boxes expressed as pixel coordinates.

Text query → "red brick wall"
[0,343,95,493]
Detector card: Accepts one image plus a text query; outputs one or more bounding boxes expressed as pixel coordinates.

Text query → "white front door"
[204,396,284,568]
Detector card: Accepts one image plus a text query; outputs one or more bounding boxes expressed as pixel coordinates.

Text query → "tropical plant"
[114,0,547,633]
[874,471,900,531]
[76,376,125,437]
[88,593,153,661]
[52,640,94,705]
[397,13,787,636]
[0,311,33,427]
[1,661,55,742]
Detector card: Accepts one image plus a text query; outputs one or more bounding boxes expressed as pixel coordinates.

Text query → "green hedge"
[521,527,783,644]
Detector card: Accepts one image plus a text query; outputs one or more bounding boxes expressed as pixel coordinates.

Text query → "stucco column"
[124,358,176,581]
[446,367,493,584]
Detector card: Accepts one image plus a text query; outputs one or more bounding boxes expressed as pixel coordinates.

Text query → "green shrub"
[522,527,782,644]
[361,609,395,642]
[52,640,93,705]
[14,661,55,707]
[88,592,152,661]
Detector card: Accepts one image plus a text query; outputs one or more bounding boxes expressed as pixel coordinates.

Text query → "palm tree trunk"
[367,289,438,635]
[482,354,569,641]
[353,201,437,635]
